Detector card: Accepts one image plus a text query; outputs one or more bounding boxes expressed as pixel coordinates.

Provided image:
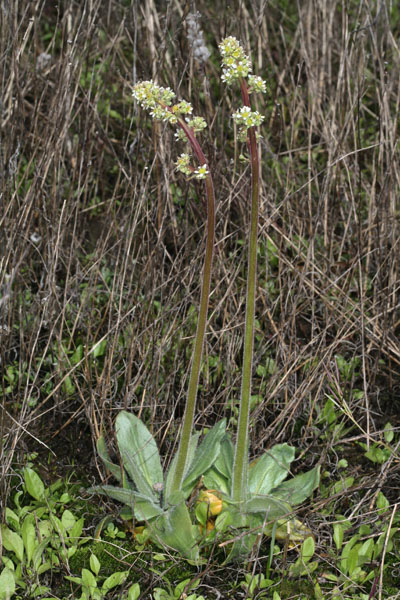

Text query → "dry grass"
[1,0,400,583]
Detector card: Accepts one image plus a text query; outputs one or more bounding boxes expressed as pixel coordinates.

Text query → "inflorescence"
[133,36,266,176]
[219,36,266,141]
[133,80,208,180]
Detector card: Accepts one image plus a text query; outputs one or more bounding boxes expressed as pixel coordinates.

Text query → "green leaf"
[340,534,359,574]
[376,492,389,514]
[116,411,163,498]
[23,468,45,501]
[21,518,35,566]
[96,436,125,485]
[32,539,51,571]
[244,495,292,521]
[1,525,24,562]
[128,583,141,600]
[90,554,100,576]
[203,467,230,495]
[92,339,107,358]
[0,567,16,600]
[152,502,199,562]
[5,508,19,530]
[384,422,394,443]
[61,509,76,531]
[182,419,226,496]
[301,536,315,563]
[38,520,53,539]
[333,522,344,550]
[347,545,360,576]
[87,486,163,521]
[82,568,97,589]
[214,434,234,479]
[270,465,320,505]
[164,432,200,502]
[249,444,295,495]
[70,516,84,540]
[358,538,375,566]
[175,578,199,597]
[101,571,128,592]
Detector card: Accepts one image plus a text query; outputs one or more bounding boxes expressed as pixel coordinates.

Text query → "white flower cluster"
[133,80,210,181]
[219,37,266,141]
[219,36,252,84]
[248,75,267,94]
[232,106,264,141]
[133,80,175,110]
[133,81,195,125]
[175,155,209,180]
[175,153,192,176]
[174,115,207,142]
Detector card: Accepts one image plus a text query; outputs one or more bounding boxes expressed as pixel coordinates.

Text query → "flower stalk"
[132,81,216,493]
[219,37,266,503]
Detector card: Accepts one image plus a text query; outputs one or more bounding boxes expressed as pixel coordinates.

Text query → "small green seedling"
[358,422,396,465]
[322,506,398,592]
[0,467,89,599]
[288,535,318,577]
[152,578,203,600]
[65,553,130,600]
[240,572,273,599]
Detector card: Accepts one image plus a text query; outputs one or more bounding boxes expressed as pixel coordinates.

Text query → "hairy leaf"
[164,432,200,503]
[152,502,200,562]
[182,419,226,494]
[269,466,320,506]
[87,485,163,521]
[248,444,295,496]
[116,411,163,499]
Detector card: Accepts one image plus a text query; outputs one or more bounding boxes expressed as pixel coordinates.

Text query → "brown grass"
[1,0,399,577]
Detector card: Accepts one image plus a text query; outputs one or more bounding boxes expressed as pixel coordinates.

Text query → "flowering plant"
[196,36,320,562]
[89,80,223,562]
[90,35,320,564]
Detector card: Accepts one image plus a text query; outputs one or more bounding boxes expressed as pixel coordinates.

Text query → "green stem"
[231,79,260,503]
[170,117,216,493]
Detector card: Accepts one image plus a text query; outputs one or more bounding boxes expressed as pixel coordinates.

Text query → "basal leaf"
[269,465,320,506]
[152,502,200,562]
[87,485,163,521]
[164,432,200,503]
[182,419,226,494]
[97,436,126,486]
[248,444,295,496]
[21,518,35,566]
[210,433,234,480]
[244,495,292,521]
[0,567,16,599]
[203,467,230,495]
[116,411,163,498]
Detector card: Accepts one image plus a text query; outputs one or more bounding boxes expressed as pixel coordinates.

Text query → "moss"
[69,539,146,575]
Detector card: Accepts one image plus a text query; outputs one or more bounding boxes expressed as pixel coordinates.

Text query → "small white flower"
[194,164,209,179]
